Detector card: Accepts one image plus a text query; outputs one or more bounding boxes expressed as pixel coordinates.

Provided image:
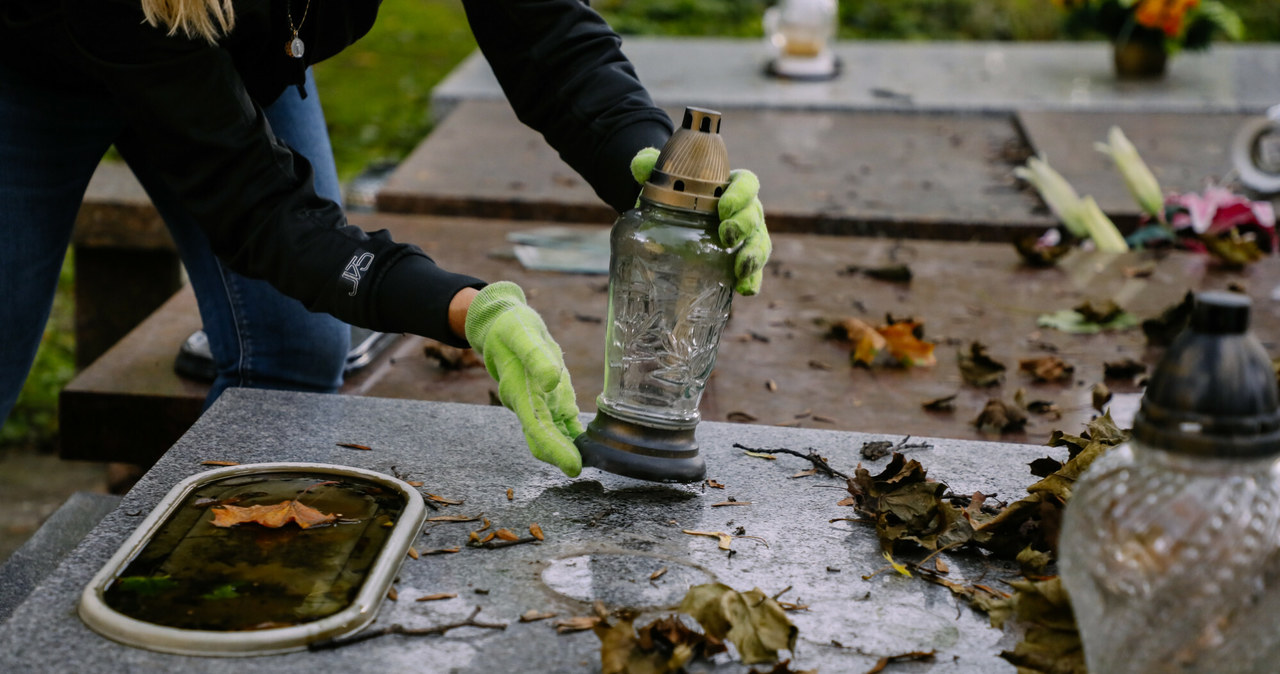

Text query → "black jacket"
[0,0,673,345]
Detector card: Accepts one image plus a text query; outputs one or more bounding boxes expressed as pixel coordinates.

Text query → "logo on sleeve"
[342,252,375,296]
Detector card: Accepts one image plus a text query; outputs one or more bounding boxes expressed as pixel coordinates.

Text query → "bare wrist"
[449,286,481,342]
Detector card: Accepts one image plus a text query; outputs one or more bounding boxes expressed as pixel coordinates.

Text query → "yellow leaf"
[209,500,338,529]
[883,551,913,578]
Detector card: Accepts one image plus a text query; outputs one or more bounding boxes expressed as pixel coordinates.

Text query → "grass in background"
[314,0,477,181]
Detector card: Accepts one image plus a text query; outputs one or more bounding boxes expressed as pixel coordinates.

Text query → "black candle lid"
[1132,291,1280,458]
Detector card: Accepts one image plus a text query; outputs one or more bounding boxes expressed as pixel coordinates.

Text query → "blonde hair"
[140,0,235,44]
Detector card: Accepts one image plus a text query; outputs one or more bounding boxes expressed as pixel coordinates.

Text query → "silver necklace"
[284,0,312,58]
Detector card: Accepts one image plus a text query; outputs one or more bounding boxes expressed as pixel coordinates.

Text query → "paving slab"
[1017,110,1258,223]
[61,212,1280,465]
[431,38,1280,122]
[378,100,1053,238]
[0,389,1077,672]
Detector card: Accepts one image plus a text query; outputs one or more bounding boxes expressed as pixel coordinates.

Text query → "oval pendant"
[287,36,305,59]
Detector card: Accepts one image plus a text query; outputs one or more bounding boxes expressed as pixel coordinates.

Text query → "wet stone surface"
[0,390,1069,672]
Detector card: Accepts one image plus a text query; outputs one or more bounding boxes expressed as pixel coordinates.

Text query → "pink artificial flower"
[1165,182,1277,251]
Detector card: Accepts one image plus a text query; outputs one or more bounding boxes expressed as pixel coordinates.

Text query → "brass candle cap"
[640,107,731,214]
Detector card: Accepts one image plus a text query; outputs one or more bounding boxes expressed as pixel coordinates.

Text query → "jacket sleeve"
[60,0,482,346]
[462,0,674,213]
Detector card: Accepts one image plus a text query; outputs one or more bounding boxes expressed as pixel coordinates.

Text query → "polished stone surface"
[432,38,1280,121]
[0,389,1072,672]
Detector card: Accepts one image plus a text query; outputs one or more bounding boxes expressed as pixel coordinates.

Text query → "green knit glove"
[631,147,772,295]
[465,282,584,476]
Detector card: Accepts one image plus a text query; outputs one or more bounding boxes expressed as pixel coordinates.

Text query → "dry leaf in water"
[210,500,338,529]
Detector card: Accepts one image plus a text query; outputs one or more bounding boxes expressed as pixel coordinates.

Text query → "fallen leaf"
[744,451,777,461]
[529,523,545,540]
[495,528,519,542]
[705,479,726,489]
[422,341,483,370]
[415,593,457,602]
[594,612,724,674]
[407,546,420,560]
[422,547,461,555]
[972,398,1028,433]
[921,394,957,412]
[1142,291,1194,346]
[958,342,1006,387]
[727,411,759,423]
[1037,307,1139,334]
[405,481,424,487]
[682,529,767,551]
[426,493,463,505]
[427,514,482,523]
[1103,358,1147,380]
[520,610,557,623]
[765,379,778,392]
[200,460,239,466]
[878,318,936,367]
[506,488,515,501]
[554,615,603,634]
[865,650,936,673]
[1018,356,1074,383]
[387,586,398,601]
[336,442,371,451]
[650,567,668,581]
[210,500,339,529]
[882,551,912,578]
[711,501,752,507]
[679,583,797,665]
[1092,382,1113,411]
[790,468,818,478]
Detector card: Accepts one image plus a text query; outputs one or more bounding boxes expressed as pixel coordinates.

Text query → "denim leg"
[0,61,119,425]
[123,68,349,406]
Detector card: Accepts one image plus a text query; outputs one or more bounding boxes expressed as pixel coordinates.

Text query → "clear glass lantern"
[1060,292,1280,673]
[575,107,735,483]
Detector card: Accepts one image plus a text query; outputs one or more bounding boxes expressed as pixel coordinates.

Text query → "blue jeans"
[0,65,349,429]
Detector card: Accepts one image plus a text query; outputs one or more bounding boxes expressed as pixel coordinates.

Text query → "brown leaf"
[200,460,239,466]
[494,528,519,542]
[209,500,338,529]
[705,479,726,489]
[957,342,1006,387]
[405,480,424,487]
[415,592,457,602]
[426,493,464,505]
[790,468,818,479]
[407,546,420,560]
[422,547,461,555]
[1092,382,1112,411]
[553,615,603,634]
[878,318,936,367]
[387,586,398,601]
[422,341,483,370]
[1103,358,1146,380]
[519,610,557,622]
[765,379,778,392]
[336,442,371,451]
[650,566,668,581]
[865,650,936,673]
[679,583,797,665]
[1018,355,1074,382]
[506,488,515,501]
[529,523,545,541]
[682,529,767,551]
[427,514,482,523]
[594,612,721,674]
[921,394,957,412]
[972,398,1028,433]
[727,411,758,423]
[711,501,752,507]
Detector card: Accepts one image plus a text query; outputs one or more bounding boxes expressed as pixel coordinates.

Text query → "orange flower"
[1135,0,1200,37]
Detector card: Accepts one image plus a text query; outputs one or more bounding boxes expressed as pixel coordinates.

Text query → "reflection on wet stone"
[542,554,714,608]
